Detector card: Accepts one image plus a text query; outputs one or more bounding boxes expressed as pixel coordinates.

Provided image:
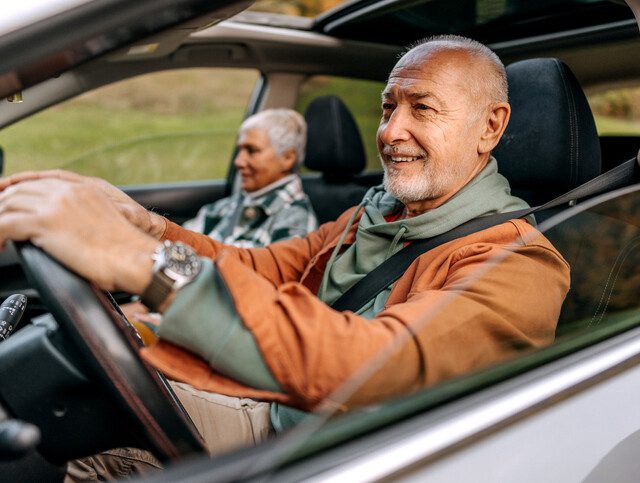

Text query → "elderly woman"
[183,108,318,247]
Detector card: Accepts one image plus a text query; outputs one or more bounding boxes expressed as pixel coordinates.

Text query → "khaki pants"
[65,381,273,481]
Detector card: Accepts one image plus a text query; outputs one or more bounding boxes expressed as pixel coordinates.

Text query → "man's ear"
[280,148,298,173]
[478,102,510,155]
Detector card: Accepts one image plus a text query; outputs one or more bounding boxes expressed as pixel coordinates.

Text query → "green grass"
[0,104,244,184]
[0,68,259,185]
[593,115,640,135]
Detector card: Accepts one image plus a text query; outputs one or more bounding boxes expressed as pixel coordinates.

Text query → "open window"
[0,67,260,186]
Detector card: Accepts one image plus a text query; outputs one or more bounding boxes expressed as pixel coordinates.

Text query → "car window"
[587,85,640,170]
[589,85,640,136]
[249,0,346,17]
[282,186,640,454]
[0,68,259,185]
[295,75,385,172]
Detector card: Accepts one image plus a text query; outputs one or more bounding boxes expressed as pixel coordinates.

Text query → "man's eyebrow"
[380,91,440,102]
[407,91,436,100]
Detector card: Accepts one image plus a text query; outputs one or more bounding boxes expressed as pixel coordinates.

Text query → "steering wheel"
[14,241,205,462]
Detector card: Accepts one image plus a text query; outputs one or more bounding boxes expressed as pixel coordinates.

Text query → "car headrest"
[303,95,366,180]
[494,58,601,197]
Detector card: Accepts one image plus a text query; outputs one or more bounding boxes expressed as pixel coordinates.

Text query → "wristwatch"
[141,241,202,312]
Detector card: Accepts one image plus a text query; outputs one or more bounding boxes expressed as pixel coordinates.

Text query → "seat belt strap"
[330,156,639,313]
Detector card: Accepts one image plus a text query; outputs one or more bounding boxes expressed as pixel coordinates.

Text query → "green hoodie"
[317,157,531,317]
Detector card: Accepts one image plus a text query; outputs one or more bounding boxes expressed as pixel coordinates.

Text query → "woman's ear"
[280,148,298,173]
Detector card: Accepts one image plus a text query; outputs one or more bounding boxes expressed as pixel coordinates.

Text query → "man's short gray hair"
[240,108,307,167]
[404,34,508,104]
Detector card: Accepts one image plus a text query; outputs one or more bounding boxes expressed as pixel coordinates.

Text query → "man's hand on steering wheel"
[0,176,158,294]
[0,170,167,240]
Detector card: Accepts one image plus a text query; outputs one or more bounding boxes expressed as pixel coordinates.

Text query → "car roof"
[0,0,252,99]
[313,0,635,46]
[2,0,638,102]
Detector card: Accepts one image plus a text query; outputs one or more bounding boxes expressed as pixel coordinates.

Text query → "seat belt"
[330,156,639,313]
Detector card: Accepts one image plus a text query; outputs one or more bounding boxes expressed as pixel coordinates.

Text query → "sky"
[0,0,89,35]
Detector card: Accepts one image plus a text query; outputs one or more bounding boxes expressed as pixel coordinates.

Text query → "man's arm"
[0,171,325,287]
[0,178,158,293]
[0,170,167,239]
[145,224,569,410]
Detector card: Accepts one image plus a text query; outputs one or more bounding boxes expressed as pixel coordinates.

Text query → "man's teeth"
[391,156,420,162]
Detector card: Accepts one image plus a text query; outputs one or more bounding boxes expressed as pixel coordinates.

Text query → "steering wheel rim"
[15,241,205,461]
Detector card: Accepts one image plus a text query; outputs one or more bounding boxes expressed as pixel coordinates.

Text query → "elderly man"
[0,35,569,477]
[183,108,317,247]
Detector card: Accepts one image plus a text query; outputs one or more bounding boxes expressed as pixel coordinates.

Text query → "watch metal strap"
[141,271,174,312]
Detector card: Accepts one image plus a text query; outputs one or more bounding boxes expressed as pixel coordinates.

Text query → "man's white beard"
[382,156,460,204]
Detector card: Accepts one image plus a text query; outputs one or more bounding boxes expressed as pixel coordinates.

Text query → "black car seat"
[496,58,640,333]
[302,95,372,224]
[493,58,602,211]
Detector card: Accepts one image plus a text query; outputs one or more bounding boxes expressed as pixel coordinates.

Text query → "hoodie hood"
[317,157,530,315]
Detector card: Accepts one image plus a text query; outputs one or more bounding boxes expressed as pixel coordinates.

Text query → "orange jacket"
[142,208,569,410]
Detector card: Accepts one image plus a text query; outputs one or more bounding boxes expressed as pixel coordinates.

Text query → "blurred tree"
[250,0,346,16]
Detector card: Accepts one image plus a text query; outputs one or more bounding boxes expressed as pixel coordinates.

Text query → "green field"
[0,68,259,185]
[593,115,640,135]
[0,104,245,184]
[0,67,638,186]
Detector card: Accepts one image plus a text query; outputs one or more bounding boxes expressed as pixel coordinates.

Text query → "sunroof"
[318,0,635,46]
[248,0,350,18]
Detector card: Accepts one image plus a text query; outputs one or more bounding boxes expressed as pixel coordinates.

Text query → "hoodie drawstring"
[385,224,407,259]
[317,200,367,302]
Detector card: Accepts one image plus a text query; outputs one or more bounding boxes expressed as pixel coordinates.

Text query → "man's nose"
[378,109,411,145]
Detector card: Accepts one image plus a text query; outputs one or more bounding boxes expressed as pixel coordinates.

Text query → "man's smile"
[390,155,423,163]
[381,144,427,166]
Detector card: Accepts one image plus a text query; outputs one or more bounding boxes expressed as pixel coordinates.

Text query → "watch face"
[164,243,202,283]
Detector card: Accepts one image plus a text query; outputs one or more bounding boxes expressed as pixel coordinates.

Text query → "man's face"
[234,128,291,192]
[377,49,489,210]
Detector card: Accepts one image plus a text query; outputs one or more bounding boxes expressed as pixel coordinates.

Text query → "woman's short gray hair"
[240,108,307,167]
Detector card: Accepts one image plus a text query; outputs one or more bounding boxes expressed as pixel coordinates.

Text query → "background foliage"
[249,0,346,16]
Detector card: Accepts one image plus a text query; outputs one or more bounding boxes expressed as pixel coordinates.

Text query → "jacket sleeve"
[205,238,568,410]
[161,215,329,286]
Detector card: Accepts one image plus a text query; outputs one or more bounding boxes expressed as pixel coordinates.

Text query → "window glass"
[546,190,640,338]
[296,75,385,172]
[588,86,640,135]
[0,68,259,185]
[283,188,640,458]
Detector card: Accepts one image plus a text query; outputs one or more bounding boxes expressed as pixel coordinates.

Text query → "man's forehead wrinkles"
[382,85,440,102]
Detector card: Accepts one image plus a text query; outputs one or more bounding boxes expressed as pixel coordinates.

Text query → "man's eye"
[382,103,394,111]
[415,103,431,111]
